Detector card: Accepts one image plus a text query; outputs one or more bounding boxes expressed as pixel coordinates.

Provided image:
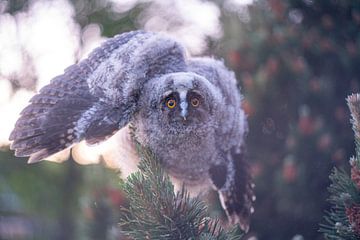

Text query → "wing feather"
[213,148,255,233]
[10,30,187,163]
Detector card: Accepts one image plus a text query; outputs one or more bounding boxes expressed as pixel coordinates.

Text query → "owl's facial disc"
[155,72,215,129]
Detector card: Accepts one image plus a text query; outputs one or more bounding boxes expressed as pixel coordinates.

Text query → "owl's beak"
[180,109,188,121]
[181,115,187,121]
[180,101,188,121]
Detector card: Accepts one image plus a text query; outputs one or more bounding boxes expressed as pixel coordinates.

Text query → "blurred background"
[0,0,359,239]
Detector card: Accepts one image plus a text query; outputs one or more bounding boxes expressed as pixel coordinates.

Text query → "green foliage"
[71,0,143,36]
[320,169,357,240]
[320,94,360,239]
[119,142,243,240]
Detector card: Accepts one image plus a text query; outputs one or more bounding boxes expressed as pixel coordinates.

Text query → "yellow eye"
[191,97,200,107]
[166,99,176,109]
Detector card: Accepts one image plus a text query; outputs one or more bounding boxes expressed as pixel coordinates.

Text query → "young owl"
[9,30,254,232]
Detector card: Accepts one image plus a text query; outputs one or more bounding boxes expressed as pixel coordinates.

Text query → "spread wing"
[9,30,187,163]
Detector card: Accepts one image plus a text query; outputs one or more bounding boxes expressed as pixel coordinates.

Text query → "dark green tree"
[320,93,360,239]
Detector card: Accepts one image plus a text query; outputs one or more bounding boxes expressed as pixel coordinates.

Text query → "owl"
[9,30,254,232]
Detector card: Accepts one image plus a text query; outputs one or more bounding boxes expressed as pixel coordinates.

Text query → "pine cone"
[346,204,360,235]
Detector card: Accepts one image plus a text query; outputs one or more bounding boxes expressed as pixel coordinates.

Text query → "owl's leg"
[208,148,255,233]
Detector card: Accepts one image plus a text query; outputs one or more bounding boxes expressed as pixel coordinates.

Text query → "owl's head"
[140,72,223,135]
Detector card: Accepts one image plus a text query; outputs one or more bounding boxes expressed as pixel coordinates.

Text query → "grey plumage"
[9,30,254,231]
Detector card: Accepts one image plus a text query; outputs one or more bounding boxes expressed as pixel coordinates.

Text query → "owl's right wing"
[9,31,187,163]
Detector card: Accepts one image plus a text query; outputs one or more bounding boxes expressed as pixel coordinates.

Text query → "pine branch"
[320,94,360,239]
[118,140,243,240]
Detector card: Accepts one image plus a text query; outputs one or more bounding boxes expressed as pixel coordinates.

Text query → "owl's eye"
[190,97,200,107]
[166,98,176,109]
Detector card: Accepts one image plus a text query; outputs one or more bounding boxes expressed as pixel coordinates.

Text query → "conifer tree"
[118,139,243,240]
[320,93,360,239]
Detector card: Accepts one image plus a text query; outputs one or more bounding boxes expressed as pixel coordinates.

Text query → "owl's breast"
[133,115,219,185]
[155,134,218,184]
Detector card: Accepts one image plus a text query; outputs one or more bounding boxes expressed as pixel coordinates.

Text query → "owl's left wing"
[9,31,187,163]
[209,148,255,233]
